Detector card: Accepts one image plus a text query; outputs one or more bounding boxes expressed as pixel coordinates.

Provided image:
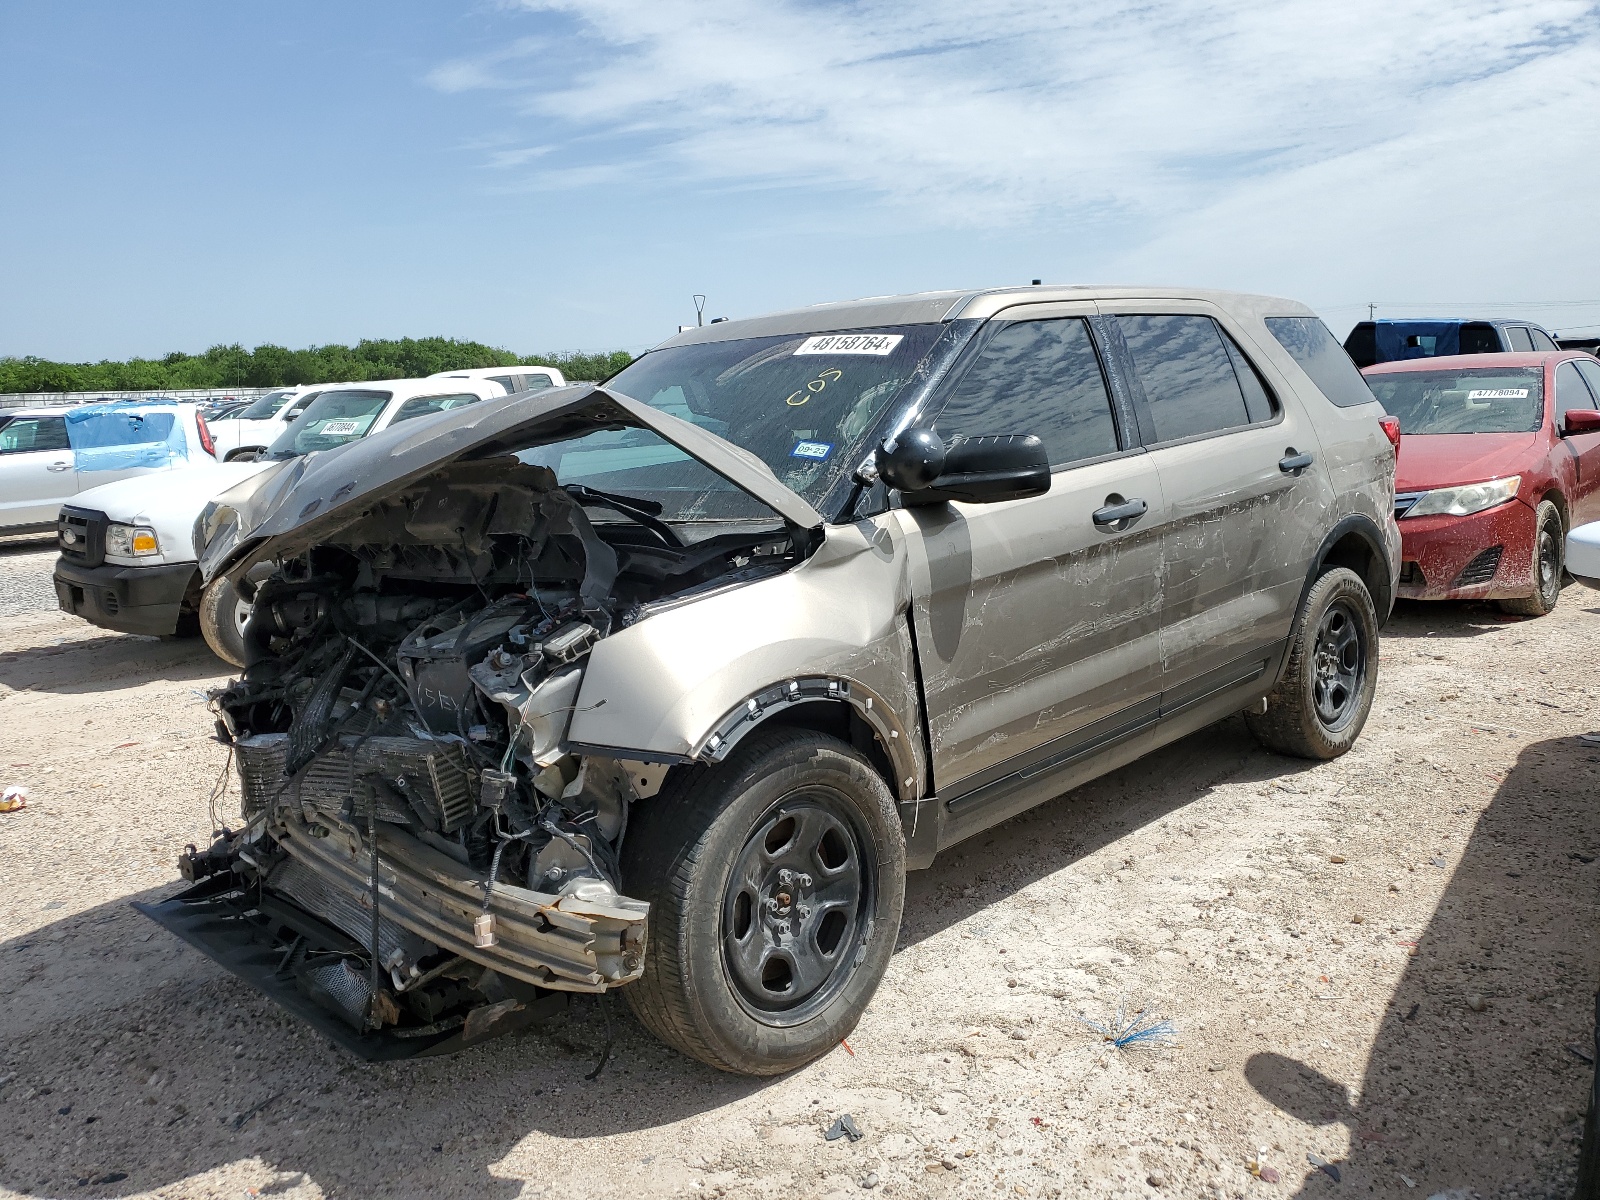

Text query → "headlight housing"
[106,522,160,558]
[1403,475,1521,519]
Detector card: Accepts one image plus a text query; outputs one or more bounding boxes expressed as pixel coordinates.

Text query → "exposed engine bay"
[138,456,809,1057]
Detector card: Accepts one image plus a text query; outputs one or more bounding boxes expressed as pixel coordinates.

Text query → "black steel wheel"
[622,728,905,1076]
[1247,566,1379,760]
[722,795,874,1024]
[1310,599,1367,732]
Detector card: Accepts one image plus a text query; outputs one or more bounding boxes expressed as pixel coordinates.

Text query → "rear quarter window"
[1265,317,1377,409]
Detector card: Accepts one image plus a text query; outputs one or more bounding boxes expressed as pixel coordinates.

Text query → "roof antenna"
[693,295,707,327]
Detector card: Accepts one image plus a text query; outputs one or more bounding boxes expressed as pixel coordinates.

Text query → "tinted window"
[1460,323,1501,354]
[1221,331,1277,424]
[525,373,555,390]
[1343,323,1377,368]
[1265,317,1377,409]
[488,375,519,393]
[1506,326,1536,352]
[390,392,484,424]
[934,317,1118,467]
[1530,328,1560,351]
[1364,368,1543,434]
[1118,314,1249,441]
[1556,362,1598,417]
[0,416,70,453]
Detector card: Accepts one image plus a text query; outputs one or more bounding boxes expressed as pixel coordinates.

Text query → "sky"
[3,0,1599,362]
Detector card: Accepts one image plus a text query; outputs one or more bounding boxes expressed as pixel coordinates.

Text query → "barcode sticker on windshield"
[794,333,903,356]
[318,419,362,435]
[1467,389,1528,399]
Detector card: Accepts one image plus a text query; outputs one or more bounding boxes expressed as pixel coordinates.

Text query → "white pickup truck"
[54,377,508,663]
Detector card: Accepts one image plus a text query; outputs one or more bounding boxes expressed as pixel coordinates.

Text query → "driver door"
[896,303,1168,828]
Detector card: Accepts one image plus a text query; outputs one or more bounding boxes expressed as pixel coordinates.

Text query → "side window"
[1220,330,1277,424]
[0,416,70,453]
[488,375,519,393]
[1117,314,1250,442]
[1575,359,1600,403]
[1506,326,1536,352]
[1556,362,1599,418]
[1530,329,1559,351]
[389,392,484,425]
[1459,323,1501,354]
[526,373,555,390]
[933,317,1119,469]
[1264,317,1376,408]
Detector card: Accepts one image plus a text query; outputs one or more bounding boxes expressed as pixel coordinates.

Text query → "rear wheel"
[1246,566,1378,759]
[198,575,250,668]
[1498,500,1563,617]
[621,729,905,1076]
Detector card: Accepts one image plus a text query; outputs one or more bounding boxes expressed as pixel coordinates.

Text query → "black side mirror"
[902,433,1050,506]
[875,428,946,492]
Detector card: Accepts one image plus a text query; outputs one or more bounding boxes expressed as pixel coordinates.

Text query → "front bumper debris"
[1397,499,1535,600]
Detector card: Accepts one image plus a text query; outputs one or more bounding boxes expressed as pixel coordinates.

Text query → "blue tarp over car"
[64,399,191,472]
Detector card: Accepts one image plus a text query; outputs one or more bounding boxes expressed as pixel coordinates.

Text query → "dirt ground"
[3,530,1599,1200]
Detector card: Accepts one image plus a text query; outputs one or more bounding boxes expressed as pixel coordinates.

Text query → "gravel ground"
[2,567,1599,1200]
[0,536,61,619]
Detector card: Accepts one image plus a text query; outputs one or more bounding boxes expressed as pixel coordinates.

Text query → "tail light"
[1378,415,1401,452]
[196,412,216,457]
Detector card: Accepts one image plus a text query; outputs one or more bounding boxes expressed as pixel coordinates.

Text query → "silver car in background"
[144,286,1398,1075]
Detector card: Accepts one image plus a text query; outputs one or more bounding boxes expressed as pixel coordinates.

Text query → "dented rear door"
[1105,303,1332,705]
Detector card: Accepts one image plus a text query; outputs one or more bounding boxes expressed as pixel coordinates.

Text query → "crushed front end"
[140,449,810,1058]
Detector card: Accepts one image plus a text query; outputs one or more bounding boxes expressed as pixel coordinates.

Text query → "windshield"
[1365,368,1544,434]
[237,389,301,421]
[267,389,392,458]
[521,325,943,520]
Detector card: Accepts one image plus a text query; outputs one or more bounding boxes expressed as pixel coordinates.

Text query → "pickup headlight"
[106,522,160,558]
[1403,475,1521,519]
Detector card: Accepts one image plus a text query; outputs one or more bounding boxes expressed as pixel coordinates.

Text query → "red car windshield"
[1365,368,1543,435]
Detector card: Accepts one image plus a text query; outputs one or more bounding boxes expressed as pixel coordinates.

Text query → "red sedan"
[1362,351,1600,615]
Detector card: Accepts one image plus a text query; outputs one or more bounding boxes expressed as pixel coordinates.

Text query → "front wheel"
[621,729,905,1075]
[1498,500,1563,617]
[1246,566,1378,759]
[198,575,250,668]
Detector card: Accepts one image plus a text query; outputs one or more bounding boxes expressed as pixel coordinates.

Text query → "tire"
[198,575,250,668]
[1246,566,1379,760]
[1498,500,1563,617]
[620,728,905,1076]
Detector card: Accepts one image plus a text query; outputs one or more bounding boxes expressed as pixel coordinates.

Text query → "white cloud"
[435,0,1600,324]
[462,0,1597,222]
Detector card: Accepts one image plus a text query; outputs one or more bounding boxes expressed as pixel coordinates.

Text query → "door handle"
[1092,497,1148,527]
[1279,450,1314,474]
[47,462,72,472]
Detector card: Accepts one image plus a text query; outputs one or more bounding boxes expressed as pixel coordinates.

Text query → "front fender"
[567,517,928,802]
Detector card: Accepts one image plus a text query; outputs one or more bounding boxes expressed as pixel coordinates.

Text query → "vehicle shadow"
[0,631,228,695]
[0,715,1314,1197]
[0,533,58,554]
[1386,597,1529,638]
[1243,733,1600,1195]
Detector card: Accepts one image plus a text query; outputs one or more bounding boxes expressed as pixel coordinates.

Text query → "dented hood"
[198,385,825,581]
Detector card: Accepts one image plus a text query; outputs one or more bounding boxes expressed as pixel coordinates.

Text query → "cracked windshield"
[520,326,943,520]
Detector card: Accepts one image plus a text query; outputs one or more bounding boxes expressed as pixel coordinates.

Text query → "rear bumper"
[52,556,197,636]
[1396,499,1536,601]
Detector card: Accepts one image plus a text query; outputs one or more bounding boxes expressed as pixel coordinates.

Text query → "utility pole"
[693,295,706,328]
[1368,302,1377,321]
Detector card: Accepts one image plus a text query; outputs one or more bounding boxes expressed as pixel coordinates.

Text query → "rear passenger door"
[898,303,1167,808]
[1103,305,1334,708]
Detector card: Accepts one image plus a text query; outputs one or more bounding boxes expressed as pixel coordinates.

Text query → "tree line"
[0,337,636,393]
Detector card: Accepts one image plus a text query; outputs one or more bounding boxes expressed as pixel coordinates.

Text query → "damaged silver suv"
[143,287,1399,1075]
